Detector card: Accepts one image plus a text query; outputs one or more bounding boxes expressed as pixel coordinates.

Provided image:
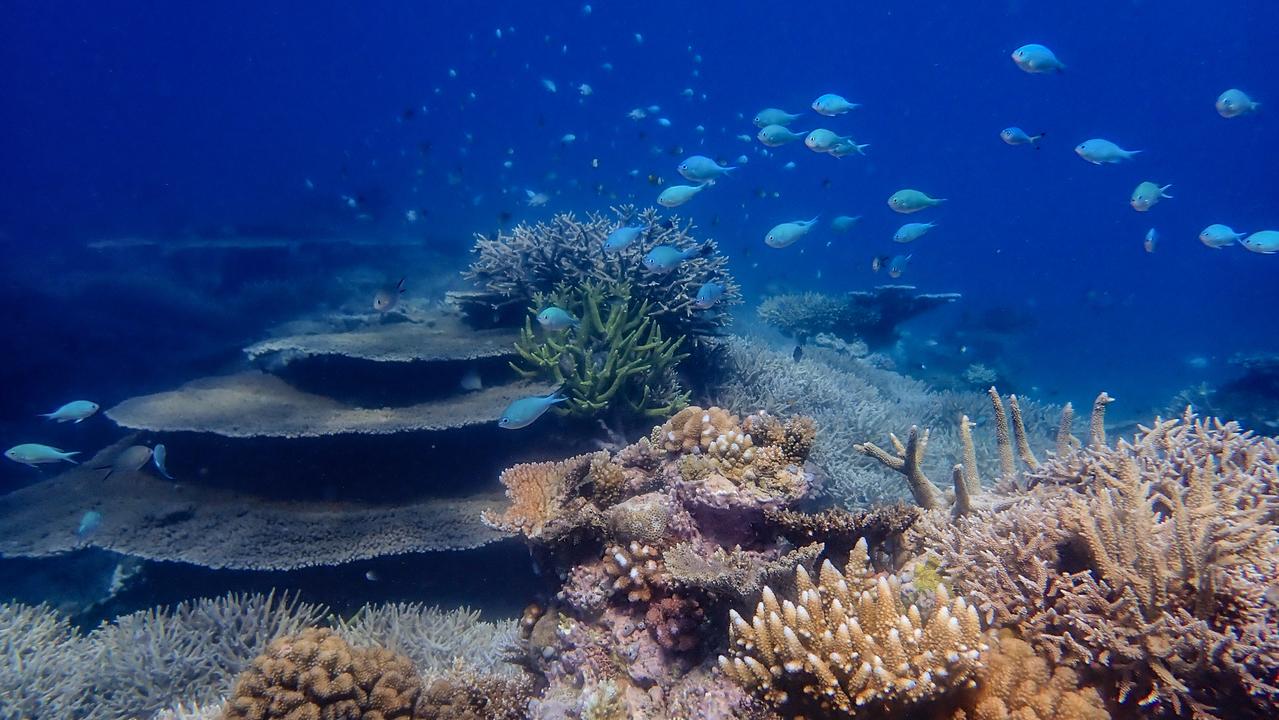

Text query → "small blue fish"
[41,400,100,424]
[498,392,568,429]
[537,306,580,331]
[153,443,174,480]
[694,282,725,309]
[642,242,711,274]
[999,127,1044,146]
[887,254,913,278]
[677,155,735,183]
[5,443,79,467]
[1011,43,1065,74]
[604,225,646,252]
[77,510,102,537]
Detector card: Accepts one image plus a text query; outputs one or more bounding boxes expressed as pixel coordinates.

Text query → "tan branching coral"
[720,538,991,716]
[917,411,1279,719]
[602,541,670,603]
[947,635,1109,720]
[221,627,422,720]
[480,453,600,541]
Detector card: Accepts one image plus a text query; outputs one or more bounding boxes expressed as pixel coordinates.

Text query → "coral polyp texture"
[463,206,740,338]
[220,627,422,720]
[720,537,991,716]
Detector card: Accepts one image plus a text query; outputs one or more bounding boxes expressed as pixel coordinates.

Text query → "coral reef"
[0,445,509,570]
[709,336,1059,506]
[894,404,1279,719]
[720,537,991,716]
[512,281,689,418]
[0,593,517,720]
[463,206,740,337]
[756,285,960,347]
[486,406,866,719]
[220,627,422,720]
[418,666,535,720]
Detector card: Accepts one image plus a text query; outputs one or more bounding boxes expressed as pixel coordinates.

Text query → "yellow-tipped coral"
[720,538,990,717]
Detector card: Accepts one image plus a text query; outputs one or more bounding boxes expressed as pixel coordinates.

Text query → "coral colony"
[0,206,1275,720]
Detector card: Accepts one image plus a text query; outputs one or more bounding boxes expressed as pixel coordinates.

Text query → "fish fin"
[856,143,870,154]
[1160,184,1173,198]
[396,277,406,293]
[721,166,737,174]
[74,418,85,424]
[697,240,715,258]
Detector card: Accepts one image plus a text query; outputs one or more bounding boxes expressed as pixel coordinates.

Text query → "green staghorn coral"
[512,281,690,419]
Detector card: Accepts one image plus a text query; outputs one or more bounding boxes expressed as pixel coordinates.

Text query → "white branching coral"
[720,538,990,716]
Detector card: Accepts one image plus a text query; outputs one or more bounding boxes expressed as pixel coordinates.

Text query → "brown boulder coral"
[220,627,421,720]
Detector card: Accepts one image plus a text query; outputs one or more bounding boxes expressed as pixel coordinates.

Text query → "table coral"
[720,537,991,717]
[220,627,421,720]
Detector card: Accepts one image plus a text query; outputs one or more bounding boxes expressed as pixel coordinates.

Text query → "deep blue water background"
[2,0,1277,490]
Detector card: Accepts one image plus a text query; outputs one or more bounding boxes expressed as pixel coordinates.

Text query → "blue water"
[2,0,1276,441]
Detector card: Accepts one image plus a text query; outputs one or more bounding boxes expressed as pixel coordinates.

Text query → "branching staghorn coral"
[720,537,991,717]
[854,387,1089,516]
[913,411,1279,719]
[332,604,520,680]
[464,206,740,337]
[709,337,1059,506]
[512,281,689,419]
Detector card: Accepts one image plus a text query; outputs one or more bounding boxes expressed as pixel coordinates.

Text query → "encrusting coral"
[463,205,740,338]
[512,281,689,419]
[220,627,422,720]
[720,537,991,717]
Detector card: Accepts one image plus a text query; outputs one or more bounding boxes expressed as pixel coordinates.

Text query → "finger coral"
[220,627,422,720]
[464,206,740,338]
[512,281,689,419]
[720,537,990,716]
